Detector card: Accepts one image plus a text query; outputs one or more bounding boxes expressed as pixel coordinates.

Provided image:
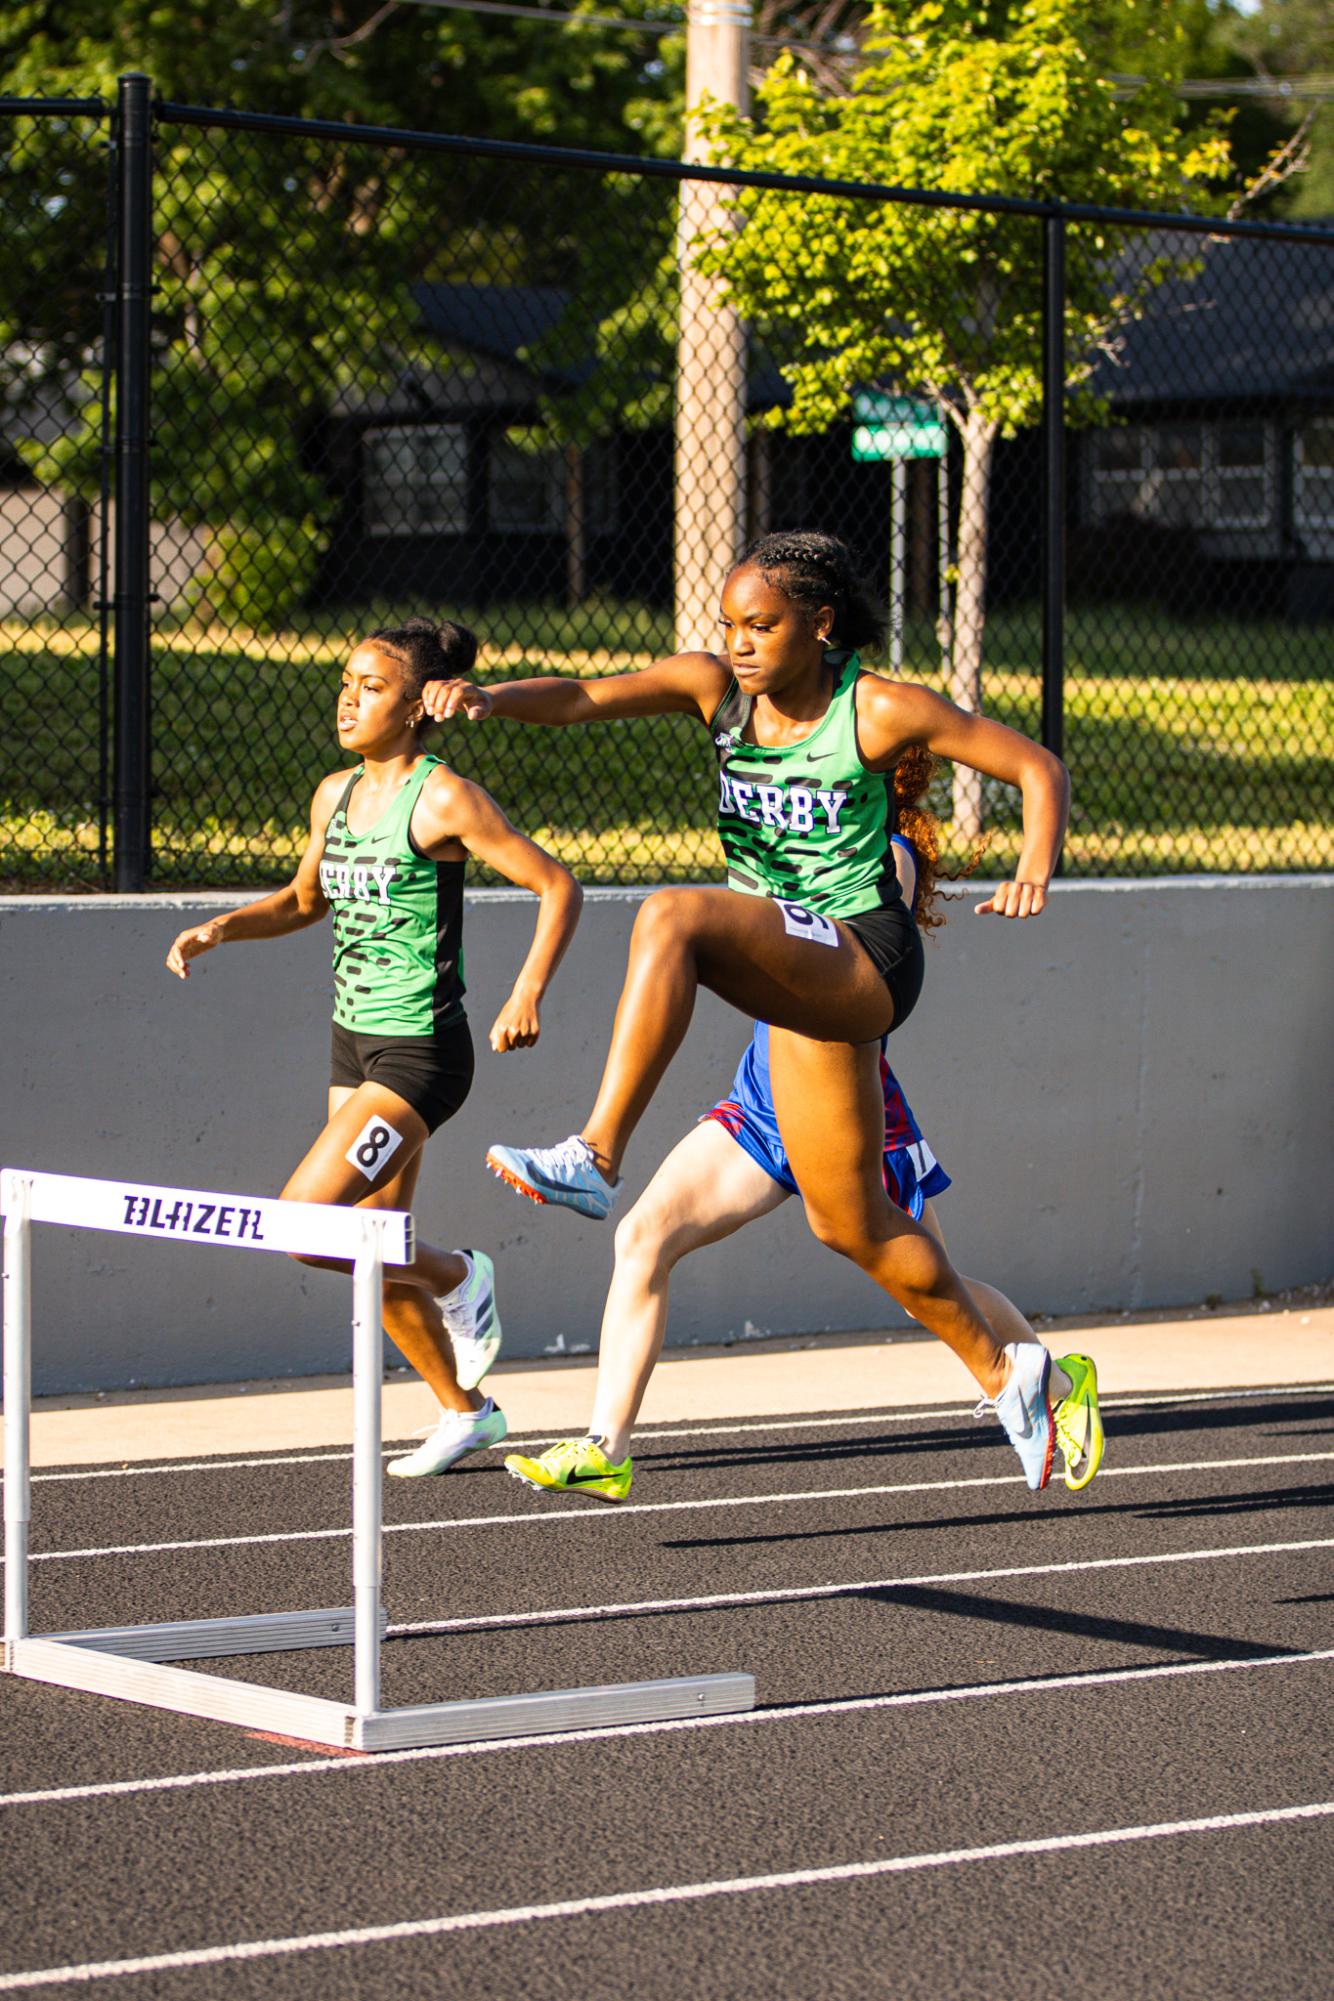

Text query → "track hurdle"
[1,1167,755,1751]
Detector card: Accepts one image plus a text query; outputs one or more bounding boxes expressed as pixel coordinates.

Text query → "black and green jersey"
[708,652,902,919]
[319,755,466,1037]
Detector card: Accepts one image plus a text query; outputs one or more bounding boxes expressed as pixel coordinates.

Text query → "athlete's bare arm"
[412,767,583,1052]
[165,772,343,978]
[419,650,729,730]
[858,678,1069,918]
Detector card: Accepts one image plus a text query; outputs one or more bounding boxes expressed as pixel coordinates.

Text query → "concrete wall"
[1,879,1330,1394]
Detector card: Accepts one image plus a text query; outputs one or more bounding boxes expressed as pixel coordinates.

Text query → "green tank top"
[708,652,903,919]
[319,755,466,1037]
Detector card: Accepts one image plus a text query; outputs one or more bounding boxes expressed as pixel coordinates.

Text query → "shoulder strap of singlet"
[330,767,362,823]
[399,752,439,811]
[707,679,750,742]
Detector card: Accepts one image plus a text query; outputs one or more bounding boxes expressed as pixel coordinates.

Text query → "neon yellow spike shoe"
[505,1434,633,1503]
[1054,1352,1105,1492]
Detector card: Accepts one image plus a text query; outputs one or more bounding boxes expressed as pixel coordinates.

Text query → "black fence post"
[1041,211,1066,873]
[113,71,153,892]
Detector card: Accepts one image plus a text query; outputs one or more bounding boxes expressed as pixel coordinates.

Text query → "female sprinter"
[504,750,1103,1501]
[165,617,582,1477]
[425,532,1071,1489]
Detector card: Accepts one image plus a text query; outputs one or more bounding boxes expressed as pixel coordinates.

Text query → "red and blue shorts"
[702,1021,951,1219]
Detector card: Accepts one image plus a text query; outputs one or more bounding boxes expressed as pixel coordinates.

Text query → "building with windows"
[1073,231,1334,621]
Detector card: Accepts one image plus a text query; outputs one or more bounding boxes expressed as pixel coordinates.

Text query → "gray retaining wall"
[1,878,1330,1393]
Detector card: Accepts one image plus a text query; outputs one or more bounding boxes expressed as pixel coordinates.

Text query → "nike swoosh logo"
[564,1468,619,1484]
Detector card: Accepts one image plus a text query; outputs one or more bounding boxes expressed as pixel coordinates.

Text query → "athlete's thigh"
[626,1119,788,1258]
[659,886,893,1042]
[282,1083,429,1206]
[767,1029,912,1240]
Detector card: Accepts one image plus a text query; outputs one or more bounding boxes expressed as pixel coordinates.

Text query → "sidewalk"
[9,1298,1331,1469]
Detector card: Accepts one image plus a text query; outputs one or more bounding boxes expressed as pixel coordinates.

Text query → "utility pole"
[674,1,751,651]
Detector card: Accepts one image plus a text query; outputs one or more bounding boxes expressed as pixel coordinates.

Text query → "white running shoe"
[486,1135,621,1220]
[386,1398,508,1479]
[438,1249,501,1391]
[989,1341,1055,1491]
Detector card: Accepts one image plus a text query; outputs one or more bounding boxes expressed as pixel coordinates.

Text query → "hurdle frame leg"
[351,1230,383,1720]
[3,1173,32,1662]
[1,1166,756,1749]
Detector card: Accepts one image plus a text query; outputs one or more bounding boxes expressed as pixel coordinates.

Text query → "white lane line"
[2,1645,1331,1814]
[19,1450,1334,1565]
[386,1535,1334,1637]
[2,1801,1330,1990]
[23,1381,1334,1484]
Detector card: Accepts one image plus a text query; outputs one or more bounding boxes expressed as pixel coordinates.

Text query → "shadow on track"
[858,1581,1292,1661]
[659,1480,1334,1553]
[629,1395,1334,1479]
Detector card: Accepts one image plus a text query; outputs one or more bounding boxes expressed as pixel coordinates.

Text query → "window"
[487,430,564,535]
[1089,420,1270,531]
[363,425,468,538]
[1212,422,1268,528]
[1296,418,1334,529]
[486,431,618,537]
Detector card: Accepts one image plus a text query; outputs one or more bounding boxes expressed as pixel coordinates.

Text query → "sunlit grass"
[3,602,1329,889]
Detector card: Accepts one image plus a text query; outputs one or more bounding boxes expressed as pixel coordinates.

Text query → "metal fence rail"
[2,78,1331,890]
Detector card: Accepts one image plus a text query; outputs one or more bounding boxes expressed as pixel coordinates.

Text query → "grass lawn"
[2,600,1329,889]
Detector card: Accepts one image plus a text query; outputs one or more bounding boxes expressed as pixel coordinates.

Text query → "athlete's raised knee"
[629,886,710,955]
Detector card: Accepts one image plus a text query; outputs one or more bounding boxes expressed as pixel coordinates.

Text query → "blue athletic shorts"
[702,1022,951,1218]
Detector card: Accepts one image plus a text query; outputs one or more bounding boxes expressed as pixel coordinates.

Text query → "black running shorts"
[844,902,925,1031]
[329,1016,474,1134]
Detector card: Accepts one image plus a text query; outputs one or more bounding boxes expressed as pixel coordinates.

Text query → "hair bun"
[438,620,477,677]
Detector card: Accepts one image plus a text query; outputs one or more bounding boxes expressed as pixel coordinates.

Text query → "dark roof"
[411,284,588,385]
[1089,230,1334,407]
[410,281,788,408]
[413,232,1334,419]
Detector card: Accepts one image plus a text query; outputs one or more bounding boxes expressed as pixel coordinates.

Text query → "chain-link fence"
[2,81,1331,890]
[0,101,114,887]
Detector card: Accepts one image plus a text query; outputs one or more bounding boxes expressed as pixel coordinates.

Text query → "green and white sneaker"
[387,1397,507,1478]
[438,1249,501,1391]
[1054,1351,1105,1491]
[505,1434,633,1502]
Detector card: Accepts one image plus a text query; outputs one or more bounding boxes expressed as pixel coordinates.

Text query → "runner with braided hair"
[167,616,583,1477]
[424,530,1080,1489]
[504,751,1102,1502]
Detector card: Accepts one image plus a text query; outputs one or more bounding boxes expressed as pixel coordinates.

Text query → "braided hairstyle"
[894,744,989,935]
[738,529,886,654]
[364,616,479,727]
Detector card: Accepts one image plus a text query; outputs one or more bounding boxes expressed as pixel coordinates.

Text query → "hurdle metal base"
[4,1630,755,1752]
[3,1168,756,1757]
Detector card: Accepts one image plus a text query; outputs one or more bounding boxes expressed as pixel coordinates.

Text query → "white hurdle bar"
[1,1167,754,1751]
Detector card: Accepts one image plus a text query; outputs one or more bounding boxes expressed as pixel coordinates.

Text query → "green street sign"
[851,392,947,461]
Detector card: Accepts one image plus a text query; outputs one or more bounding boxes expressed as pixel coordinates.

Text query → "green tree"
[1225,0,1334,219]
[696,0,1232,832]
[0,2,684,624]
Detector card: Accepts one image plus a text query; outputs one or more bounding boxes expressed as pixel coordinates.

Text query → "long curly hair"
[894,745,989,935]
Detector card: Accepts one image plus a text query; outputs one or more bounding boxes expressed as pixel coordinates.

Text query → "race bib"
[776,899,839,947]
[345,1116,404,1182]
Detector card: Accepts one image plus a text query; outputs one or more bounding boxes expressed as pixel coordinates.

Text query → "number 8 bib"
[345,1116,404,1181]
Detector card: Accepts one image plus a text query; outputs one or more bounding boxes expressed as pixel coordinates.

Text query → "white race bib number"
[345,1116,404,1182]
[775,899,839,947]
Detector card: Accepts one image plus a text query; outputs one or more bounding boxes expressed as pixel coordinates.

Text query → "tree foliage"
[0,2,684,622]
[693,0,1234,828]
